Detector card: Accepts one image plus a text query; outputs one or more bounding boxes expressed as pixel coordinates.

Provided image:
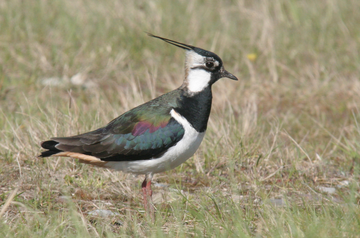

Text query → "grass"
[1,0,360,237]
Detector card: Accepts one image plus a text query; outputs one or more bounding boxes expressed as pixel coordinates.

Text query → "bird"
[39,33,238,215]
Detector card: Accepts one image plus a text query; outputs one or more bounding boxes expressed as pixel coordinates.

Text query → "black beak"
[221,69,238,81]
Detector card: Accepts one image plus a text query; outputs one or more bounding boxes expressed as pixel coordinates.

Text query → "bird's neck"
[175,86,212,133]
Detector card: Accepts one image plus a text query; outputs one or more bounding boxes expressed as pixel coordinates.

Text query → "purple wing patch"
[132,121,168,136]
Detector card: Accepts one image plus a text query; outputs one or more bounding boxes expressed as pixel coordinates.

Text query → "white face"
[185,51,220,93]
[187,69,212,93]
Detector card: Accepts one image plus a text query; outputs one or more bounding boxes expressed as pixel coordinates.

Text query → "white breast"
[105,109,205,174]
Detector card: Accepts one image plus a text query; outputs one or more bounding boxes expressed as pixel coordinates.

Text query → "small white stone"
[41,77,69,86]
[317,186,336,194]
[70,73,86,85]
[337,180,349,188]
[88,210,120,217]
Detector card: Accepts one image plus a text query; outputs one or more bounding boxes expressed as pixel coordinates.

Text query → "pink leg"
[141,178,149,210]
[146,179,152,197]
[141,174,154,220]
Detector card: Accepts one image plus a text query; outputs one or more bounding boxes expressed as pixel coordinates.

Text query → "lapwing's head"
[148,34,238,94]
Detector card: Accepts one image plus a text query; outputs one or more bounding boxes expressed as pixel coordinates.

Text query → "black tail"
[39,140,62,157]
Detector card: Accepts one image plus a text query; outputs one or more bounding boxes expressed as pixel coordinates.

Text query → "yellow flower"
[247,53,257,62]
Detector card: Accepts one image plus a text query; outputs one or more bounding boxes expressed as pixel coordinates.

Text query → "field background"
[1,0,360,237]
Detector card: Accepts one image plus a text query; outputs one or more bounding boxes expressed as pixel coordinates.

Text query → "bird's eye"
[205,61,214,68]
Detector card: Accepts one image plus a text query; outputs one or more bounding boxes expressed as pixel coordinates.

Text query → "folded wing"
[40,109,184,161]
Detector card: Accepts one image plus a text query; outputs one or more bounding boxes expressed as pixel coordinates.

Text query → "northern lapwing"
[40,33,238,214]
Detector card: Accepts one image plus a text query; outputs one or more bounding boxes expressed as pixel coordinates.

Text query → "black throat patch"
[175,87,213,133]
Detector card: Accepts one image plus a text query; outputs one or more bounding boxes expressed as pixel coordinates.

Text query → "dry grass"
[1,0,360,237]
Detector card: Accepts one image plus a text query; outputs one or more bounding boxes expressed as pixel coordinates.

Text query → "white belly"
[105,109,205,174]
